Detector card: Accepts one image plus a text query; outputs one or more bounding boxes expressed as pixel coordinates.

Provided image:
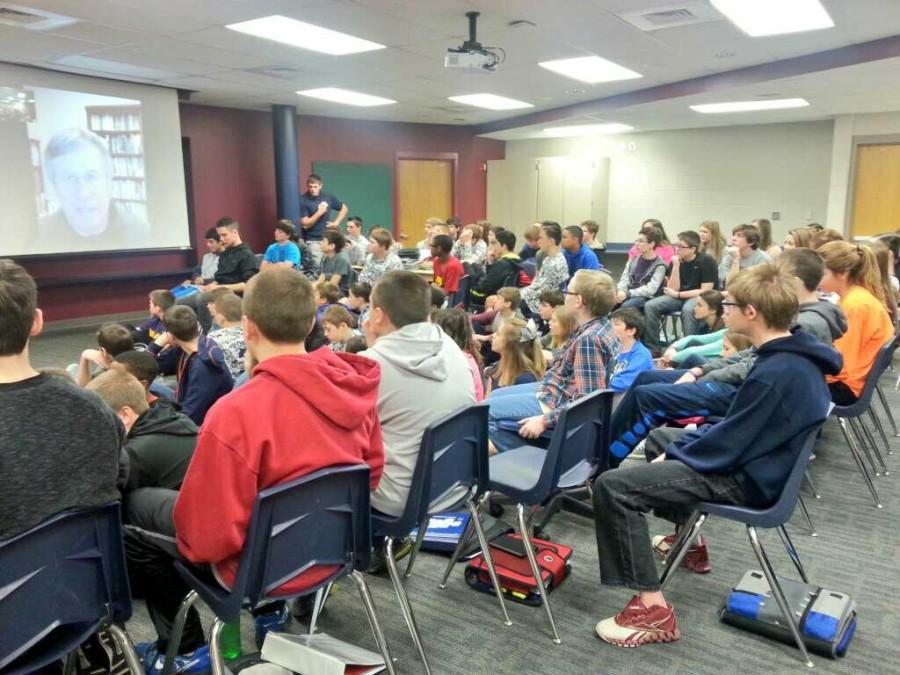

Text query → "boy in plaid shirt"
[486,269,619,453]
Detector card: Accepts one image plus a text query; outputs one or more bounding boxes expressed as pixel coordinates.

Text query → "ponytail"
[819,241,886,304]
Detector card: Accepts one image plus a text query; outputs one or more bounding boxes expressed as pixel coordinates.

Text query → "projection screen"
[0,62,190,257]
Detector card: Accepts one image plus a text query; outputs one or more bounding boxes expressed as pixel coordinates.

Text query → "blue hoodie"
[665,330,842,506]
[150,335,234,425]
[563,242,601,276]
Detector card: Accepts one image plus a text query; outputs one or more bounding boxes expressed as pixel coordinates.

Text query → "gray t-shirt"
[0,374,123,539]
[322,252,353,294]
[719,248,771,285]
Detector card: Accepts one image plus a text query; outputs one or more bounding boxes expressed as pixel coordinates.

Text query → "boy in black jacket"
[591,264,841,648]
[471,228,522,303]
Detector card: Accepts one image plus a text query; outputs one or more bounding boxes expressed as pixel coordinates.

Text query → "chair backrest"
[858,333,900,405]
[228,464,371,613]
[534,389,615,500]
[0,502,132,674]
[420,404,490,518]
[449,275,471,308]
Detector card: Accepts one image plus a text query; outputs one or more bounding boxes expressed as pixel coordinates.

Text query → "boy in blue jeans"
[591,264,841,648]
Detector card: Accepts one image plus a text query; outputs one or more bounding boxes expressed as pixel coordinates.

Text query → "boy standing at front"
[591,264,841,648]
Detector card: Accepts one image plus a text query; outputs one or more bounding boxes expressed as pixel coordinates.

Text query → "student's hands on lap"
[518,415,548,439]
[674,367,703,385]
[663,287,678,298]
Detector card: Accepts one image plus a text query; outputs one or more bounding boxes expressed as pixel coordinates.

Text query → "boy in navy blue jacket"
[591,264,841,649]
[148,305,233,425]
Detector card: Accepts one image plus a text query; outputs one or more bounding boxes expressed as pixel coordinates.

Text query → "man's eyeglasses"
[721,301,746,309]
[675,243,695,250]
[562,290,581,296]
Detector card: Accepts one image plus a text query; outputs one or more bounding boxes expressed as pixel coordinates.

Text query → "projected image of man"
[38,128,149,247]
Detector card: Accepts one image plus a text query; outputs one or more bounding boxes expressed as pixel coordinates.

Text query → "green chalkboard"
[312,161,393,235]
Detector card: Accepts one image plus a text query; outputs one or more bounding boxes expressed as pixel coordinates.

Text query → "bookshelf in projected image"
[86,105,146,221]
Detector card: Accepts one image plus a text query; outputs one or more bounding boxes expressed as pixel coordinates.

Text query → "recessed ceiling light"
[542,123,634,138]
[227,15,385,55]
[690,98,810,113]
[538,56,642,84]
[448,94,533,110]
[710,0,833,37]
[297,87,395,107]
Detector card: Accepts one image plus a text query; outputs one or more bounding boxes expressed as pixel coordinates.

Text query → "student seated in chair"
[0,259,122,542]
[148,305,233,425]
[123,268,384,667]
[486,269,619,453]
[87,370,197,492]
[591,264,841,648]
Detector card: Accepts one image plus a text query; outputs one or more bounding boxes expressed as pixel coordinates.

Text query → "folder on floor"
[261,632,387,675]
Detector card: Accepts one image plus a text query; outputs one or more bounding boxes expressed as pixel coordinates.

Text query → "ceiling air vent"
[617,2,722,31]
[0,3,77,30]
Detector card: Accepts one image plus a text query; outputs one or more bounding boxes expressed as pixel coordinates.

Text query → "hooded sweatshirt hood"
[253,348,381,430]
[366,322,454,382]
[131,399,198,439]
[797,301,848,344]
[761,329,843,376]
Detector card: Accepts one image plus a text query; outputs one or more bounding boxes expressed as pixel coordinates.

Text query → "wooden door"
[396,159,453,245]
[851,143,900,237]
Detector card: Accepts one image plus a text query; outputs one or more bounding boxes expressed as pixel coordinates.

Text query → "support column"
[271,104,300,223]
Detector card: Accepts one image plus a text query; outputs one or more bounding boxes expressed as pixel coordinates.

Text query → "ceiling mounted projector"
[444,12,504,72]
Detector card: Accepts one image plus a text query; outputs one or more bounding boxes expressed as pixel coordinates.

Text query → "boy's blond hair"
[86,370,149,415]
[570,270,615,318]
[726,264,799,331]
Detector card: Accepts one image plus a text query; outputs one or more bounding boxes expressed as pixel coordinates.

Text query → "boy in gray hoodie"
[362,270,475,516]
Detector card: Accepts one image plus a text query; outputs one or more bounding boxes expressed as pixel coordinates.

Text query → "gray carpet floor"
[29,325,900,675]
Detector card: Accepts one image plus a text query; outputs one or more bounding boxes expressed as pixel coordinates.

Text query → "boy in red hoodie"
[125,267,384,668]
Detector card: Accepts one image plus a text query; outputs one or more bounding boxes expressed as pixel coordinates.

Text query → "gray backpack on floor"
[720,569,857,658]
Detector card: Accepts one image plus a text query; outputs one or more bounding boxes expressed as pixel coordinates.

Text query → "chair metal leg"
[869,407,893,464]
[876,384,898,439]
[516,503,561,644]
[439,514,475,589]
[350,570,397,675]
[208,619,227,675]
[308,583,332,637]
[796,495,817,537]
[848,417,880,476]
[777,525,809,584]
[747,526,814,668]
[467,498,512,626]
[659,511,706,589]
[162,589,199,675]
[860,411,889,475]
[804,470,820,499]
[404,517,429,578]
[839,418,882,508]
[107,624,143,675]
[384,537,432,674]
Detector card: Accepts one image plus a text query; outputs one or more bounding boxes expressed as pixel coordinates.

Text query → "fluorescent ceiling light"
[297,87,395,107]
[227,15,385,55]
[711,0,834,37]
[690,98,810,114]
[448,94,533,110]
[542,123,634,138]
[538,56,642,83]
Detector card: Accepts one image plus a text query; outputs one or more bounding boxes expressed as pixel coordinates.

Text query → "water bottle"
[219,621,242,660]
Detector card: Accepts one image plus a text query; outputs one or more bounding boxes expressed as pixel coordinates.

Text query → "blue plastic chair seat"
[489,445,547,496]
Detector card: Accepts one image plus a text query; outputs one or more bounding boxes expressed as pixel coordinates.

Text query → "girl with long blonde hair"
[488,318,546,392]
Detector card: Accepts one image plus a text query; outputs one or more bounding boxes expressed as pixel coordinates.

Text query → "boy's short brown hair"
[113,350,159,387]
[570,270,615,318]
[163,306,201,342]
[727,264,798,331]
[777,248,824,293]
[149,289,175,311]
[523,223,541,242]
[244,268,315,343]
[370,228,393,250]
[538,289,565,307]
[86,370,149,415]
[97,322,135,356]
[497,286,521,308]
[316,281,342,305]
[372,271,430,328]
[321,305,357,329]
[213,292,243,322]
[732,224,761,249]
[349,282,371,302]
[0,259,37,356]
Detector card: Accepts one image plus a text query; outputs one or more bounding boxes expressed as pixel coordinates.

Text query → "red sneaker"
[594,596,681,647]
[652,533,711,574]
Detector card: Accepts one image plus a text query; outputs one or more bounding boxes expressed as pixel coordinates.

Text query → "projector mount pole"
[463,11,483,51]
